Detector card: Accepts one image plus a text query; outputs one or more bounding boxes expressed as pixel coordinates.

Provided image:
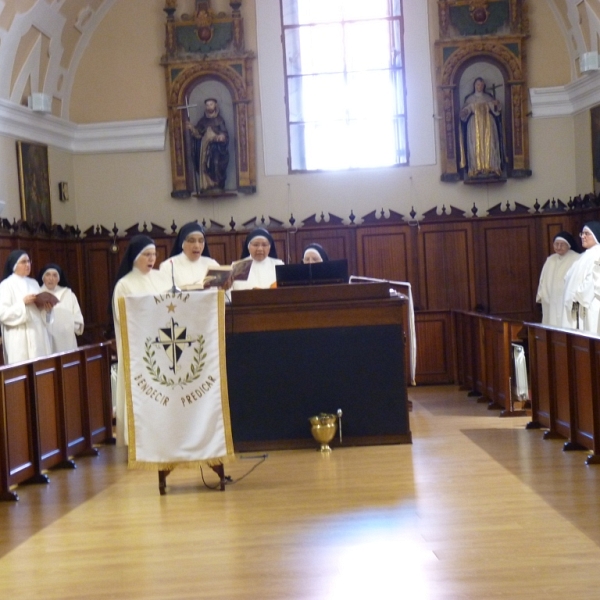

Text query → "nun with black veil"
[37,263,84,353]
[562,221,600,332]
[0,249,53,364]
[302,243,329,264]
[232,228,284,290]
[536,231,580,327]
[111,235,167,446]
[159,221,220,289]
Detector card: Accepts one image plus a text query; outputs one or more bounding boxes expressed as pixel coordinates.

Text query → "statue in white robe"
[459,77,503,179]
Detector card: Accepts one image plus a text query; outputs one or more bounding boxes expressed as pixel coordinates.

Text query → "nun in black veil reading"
[232,228,284,290]
[159,221,220,289]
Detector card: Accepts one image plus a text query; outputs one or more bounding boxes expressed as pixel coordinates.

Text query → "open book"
[34,291,60,309]
[181,260,252,290]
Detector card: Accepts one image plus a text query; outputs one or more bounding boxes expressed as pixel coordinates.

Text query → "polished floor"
[1,386,600,599]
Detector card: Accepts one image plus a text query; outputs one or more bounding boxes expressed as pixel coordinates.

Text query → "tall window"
[281,0,407,172]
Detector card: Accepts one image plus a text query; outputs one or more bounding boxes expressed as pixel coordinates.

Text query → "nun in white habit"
[112,235,166,447]
[536,231,581,327]
[37,263,84,352]
[159,221,219,288]
[0,250,53,364]
[562,221,600,332]
[232,228,284,290]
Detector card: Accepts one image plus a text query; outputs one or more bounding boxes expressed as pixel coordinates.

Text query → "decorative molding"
[530,70,600,117]
[0,98,166,153]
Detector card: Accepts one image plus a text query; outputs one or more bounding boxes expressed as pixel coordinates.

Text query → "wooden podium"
[225,283,411,451]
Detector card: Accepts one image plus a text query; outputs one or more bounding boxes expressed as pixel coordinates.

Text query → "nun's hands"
[24,294,37,306]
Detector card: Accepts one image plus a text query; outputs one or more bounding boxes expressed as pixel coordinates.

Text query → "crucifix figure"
[153,318,194,372]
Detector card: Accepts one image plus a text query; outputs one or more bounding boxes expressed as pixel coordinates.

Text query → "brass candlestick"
[309,413,337,452]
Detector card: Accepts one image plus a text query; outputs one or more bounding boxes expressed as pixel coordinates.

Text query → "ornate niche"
[435,0,531,184]
[161,0,256,198]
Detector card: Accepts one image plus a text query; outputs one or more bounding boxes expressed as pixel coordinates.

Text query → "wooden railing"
[453,313,600,464]
[526,323,600,464]
[453,310,527,416]
[0,342,113,501]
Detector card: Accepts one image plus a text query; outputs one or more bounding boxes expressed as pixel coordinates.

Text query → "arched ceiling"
[0,0,116,120]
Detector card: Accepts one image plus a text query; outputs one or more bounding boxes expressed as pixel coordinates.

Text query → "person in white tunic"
[37,263,84,352]
[0,250,53,364]
[159,221,219,289]
[302,243,329,264]
[562,222,600,332]
[536,231,580,327]
[232,228,284,290]
[112,235,167,447]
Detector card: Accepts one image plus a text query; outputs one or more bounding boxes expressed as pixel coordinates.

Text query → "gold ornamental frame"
[161,1,256,199]
[435,0,531,183]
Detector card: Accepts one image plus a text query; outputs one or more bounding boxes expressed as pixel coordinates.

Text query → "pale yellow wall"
[70,0,166,123]
[65,0,582,232]
[528,1,571,87]
[574,110,594,193]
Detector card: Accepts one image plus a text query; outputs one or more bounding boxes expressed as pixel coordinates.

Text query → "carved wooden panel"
[356,226,414,286]
[34,360,62,469]
[414,312,454,384]
[84,347,112,443]
[62,357,85,455]
[475,220,537,315]
[83,243,117,339]
[528,326,551,429]
[418,223,475,310]
[551,332,571,439]
[570,336,594,449]
[3,370,35,484]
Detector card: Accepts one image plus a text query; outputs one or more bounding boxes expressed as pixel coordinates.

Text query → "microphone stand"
[170,262,181,294]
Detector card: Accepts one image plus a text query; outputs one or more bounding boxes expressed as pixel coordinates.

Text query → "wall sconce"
[58,182,69,202]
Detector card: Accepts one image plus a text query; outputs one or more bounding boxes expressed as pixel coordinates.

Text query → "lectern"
[225,282,411,450]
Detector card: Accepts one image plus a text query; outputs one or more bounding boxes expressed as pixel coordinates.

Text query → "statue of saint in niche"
[186,98,229,193]
[459,77,504,180]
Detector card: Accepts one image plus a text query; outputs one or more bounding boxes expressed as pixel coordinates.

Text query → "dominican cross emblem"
[153,318,194,372]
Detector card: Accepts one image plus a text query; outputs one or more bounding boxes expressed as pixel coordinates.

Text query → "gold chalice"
[309,413,337,452]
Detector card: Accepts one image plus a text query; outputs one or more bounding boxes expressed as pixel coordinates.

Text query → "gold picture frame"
[16,141,52,227]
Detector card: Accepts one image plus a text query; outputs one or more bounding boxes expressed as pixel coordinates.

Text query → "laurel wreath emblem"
[143,336,206,389]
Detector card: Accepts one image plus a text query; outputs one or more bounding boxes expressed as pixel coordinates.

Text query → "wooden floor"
[2,385,600,599]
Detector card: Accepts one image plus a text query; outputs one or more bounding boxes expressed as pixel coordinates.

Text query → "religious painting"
[16,141,52,227]
[592,105,600,195]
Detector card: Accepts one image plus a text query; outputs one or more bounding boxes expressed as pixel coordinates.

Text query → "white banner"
[118,289,234,469]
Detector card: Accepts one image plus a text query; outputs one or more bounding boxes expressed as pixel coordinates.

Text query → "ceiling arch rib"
[0,0,115,120]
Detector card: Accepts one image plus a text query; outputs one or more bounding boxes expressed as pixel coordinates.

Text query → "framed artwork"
[592,106,600,195]
[16,141,52,227]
